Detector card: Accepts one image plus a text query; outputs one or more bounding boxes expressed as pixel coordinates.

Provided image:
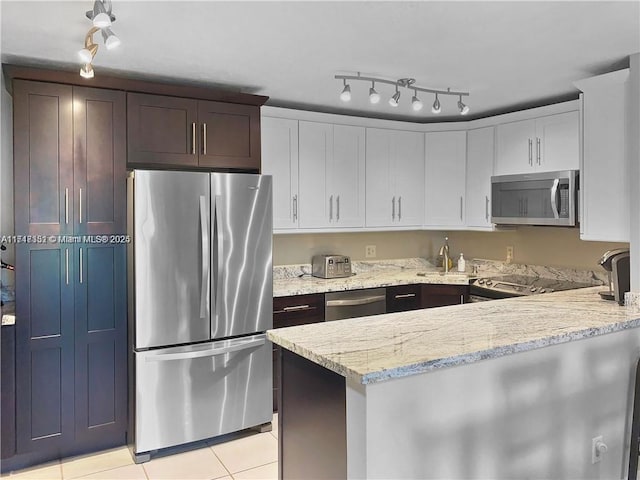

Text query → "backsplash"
[273,257,434,280]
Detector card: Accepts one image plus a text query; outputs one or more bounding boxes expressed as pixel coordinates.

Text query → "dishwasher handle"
[326,295,386,307]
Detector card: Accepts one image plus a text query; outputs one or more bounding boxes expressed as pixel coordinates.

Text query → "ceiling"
[1,1,639,122]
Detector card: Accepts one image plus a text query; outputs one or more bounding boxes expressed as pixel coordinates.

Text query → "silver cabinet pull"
[283,305,311,312]
[395,293,416,299]
[65,248,69,285]
[536,137,541,165]
[459,196,463,221]
[336,195,340,221]
[79,247,83,284]
[293,195,298,222]
[528,138,533,166]
[485,195,489,221]
[79,188,83,224]
[202,123,207,155]
[329,195,333,221]
[391,196,396,221]
[460,294,464,304]
[398,196,402,220]
[65,188,69,224]
[191,122,196,155]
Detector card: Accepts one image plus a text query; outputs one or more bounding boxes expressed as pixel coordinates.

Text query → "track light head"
[369,82,380,104]
[80,64,95,79]
[78,44,98,63]
[411,90,423,112]
[87,0,115,28]
[431,94,441,114]
[101,27,120,50]
[458,95,469,115]
[389,89,401,107]
[340,80,351,102]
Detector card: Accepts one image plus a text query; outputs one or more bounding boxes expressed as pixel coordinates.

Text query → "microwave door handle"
[199,195,210,319]
[550,178,560,219]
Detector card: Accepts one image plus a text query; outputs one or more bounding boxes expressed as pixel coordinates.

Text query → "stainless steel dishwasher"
[325,288,387,321]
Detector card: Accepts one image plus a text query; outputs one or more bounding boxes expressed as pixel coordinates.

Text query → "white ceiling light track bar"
[335,73,470,115]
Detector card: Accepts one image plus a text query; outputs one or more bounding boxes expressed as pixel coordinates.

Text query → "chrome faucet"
[438,236,451,273]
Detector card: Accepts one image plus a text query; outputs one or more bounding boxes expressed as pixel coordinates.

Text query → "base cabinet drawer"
[386,284,422,313]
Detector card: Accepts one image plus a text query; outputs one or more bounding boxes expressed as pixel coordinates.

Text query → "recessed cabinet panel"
[261,117,299,230]
[30,249,62,338]
[536,111,579,172]
[31,348,62,439]
[465,127,495,228]
[495,119,535,176]
[87,342,116,427]
[299,121,332,228]
[14,81,73,236]
[393,131,425,227]
[365,129,393,227]
[86,247,116,332]
[331,125,365,228]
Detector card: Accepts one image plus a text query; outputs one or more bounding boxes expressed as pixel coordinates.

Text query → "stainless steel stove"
[470,274,594,301]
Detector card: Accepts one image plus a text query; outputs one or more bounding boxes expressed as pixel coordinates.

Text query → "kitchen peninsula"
[268,288,640,479]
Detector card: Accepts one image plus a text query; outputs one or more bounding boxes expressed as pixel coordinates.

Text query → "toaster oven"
[311,255,352,279]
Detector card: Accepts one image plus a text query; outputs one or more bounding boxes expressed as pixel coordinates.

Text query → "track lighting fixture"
[458,95,469,115]
[80,64,95,79]
[411,90,423,111]
[334,73,470,115]
[369,82,380,104]
[77,0,120,78]
[431,93,441,114]
[389,87,401,107]
[340,79,351,102]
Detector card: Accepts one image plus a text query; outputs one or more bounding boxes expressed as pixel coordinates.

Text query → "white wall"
[1,72,14,288]
[347,327,640,479]
[629,53,640,291]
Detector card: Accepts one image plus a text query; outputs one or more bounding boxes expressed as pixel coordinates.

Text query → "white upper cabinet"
[298,121,365,229]
[574,69,629,242]
[465,127,495,229]
[495,111,579,175]
[365,128,424,228]
[261,116,299,230]
[424,131,467,227]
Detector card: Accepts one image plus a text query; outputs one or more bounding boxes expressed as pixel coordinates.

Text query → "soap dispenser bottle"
[457,253,466,272]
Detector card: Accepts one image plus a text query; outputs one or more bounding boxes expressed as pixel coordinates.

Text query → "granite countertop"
[268,287,640,385]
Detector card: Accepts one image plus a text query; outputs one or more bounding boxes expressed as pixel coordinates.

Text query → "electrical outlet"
[592,435,607,464]
[506,246,514,263]
[365,245,376,258]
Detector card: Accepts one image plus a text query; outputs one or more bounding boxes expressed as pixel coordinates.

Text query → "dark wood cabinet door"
[421,284,469,308]
[127,93,198,167]
[13,81,73,236]
[73,88,126,235]
[272,293,325,411]
[197,100,261,171]
[386,284,422,313]
[73,244,127,448]
[15,245,75,453]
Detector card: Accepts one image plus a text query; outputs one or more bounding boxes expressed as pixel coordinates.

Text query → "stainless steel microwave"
[491,170,578,226]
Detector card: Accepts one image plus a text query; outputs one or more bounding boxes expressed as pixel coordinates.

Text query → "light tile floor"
[1,415,278,480]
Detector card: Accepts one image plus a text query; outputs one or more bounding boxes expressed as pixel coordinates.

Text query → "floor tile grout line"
[209,447,233,479]
[226,460,278,477]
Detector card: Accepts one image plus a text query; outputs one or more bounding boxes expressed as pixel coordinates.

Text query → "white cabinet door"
[365,128,394,227]
[465,127,494,228]
[261,117,298,230]
[574,70,629,242]
[536,111,579,172]
[332,125,365,228]
[424,131,467,227]
[298,121,332,228]
[495,119,535,175]
[392,130,425,227]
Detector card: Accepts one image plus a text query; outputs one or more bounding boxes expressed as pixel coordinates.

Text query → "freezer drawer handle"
[145,337,266,362]
[326,295,386,307]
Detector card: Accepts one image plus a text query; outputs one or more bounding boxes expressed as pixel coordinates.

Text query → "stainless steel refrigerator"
[126,170,273,462]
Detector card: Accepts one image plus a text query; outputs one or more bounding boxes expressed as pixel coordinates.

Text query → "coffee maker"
[598,248,630,305]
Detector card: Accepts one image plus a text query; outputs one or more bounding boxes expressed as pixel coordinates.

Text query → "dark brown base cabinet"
[5,79,127,472]
[422,284,469,308]
[272,294,324,411]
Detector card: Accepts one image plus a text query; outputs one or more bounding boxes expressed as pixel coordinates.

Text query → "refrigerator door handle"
[199,195,210,319]
[213,195,224,330]
[144,336,266,362]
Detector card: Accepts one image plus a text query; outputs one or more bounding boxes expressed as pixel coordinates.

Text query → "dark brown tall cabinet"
[12,80,127,463]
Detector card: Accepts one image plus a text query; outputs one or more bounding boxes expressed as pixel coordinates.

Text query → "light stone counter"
[268,286,640,385]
